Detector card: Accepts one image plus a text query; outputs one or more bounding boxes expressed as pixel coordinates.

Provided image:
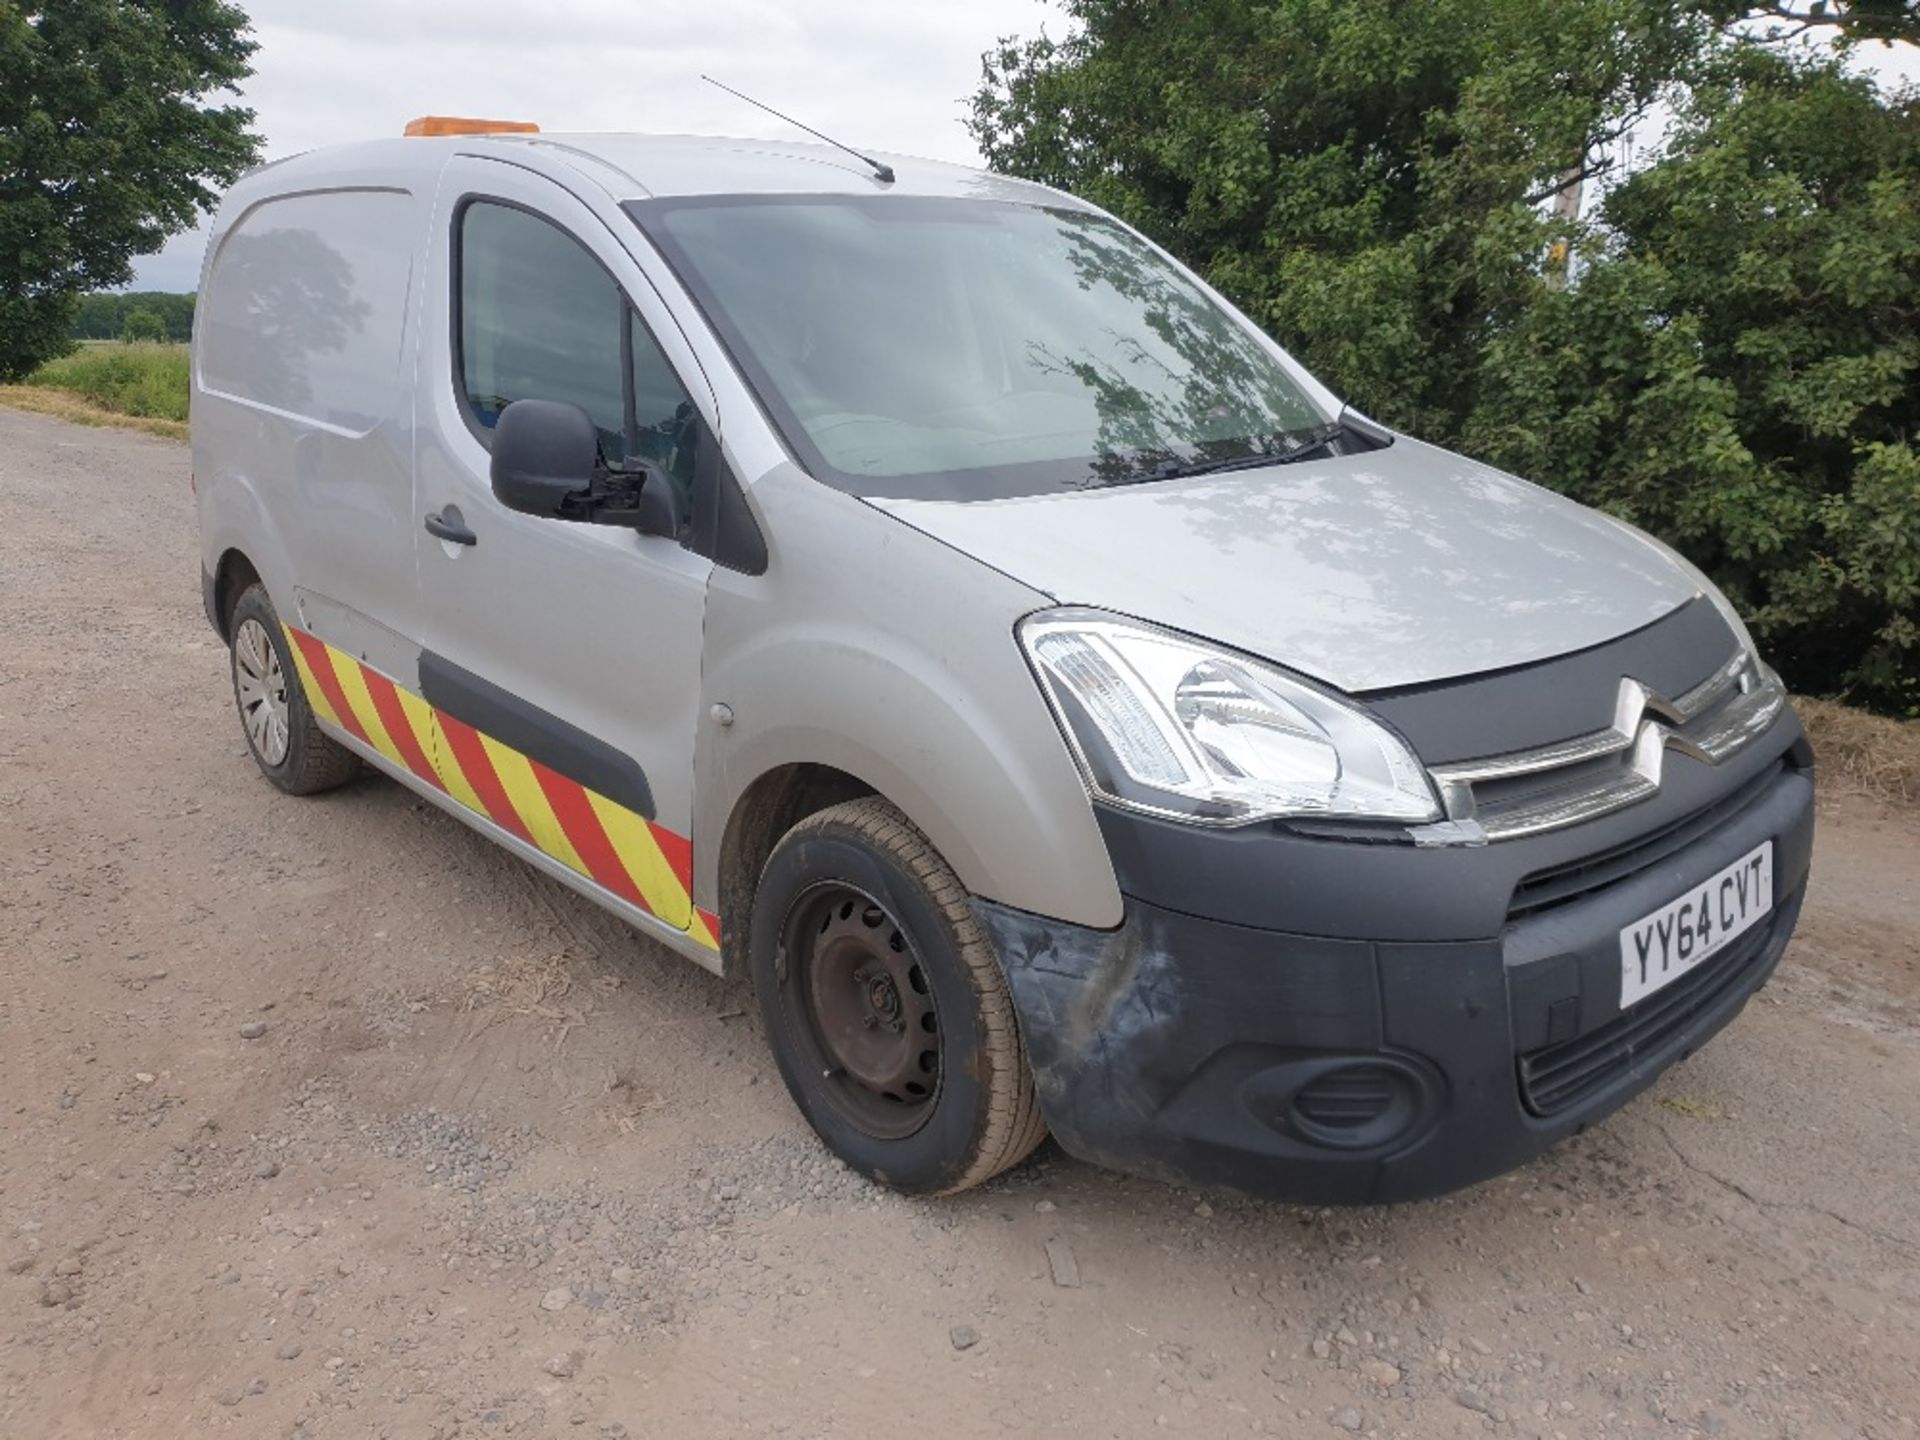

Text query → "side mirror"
[490,399,598,519]
[489,398,679,539]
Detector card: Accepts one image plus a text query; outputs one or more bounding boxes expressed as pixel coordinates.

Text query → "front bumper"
[976,720,1814,1205]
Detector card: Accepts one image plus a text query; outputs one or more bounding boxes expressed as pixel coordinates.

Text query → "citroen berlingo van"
[193,120,1813,1203]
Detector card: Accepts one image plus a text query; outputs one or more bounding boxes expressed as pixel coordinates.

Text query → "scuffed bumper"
[976,746,1814,1206]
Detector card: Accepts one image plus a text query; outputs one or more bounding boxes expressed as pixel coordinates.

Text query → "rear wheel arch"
[211,548,264,641]
[226,581,361,795]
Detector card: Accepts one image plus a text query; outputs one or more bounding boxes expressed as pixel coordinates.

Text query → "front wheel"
[749,797,1048,1194]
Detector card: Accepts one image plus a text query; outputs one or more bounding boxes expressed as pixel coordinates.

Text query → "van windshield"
[629,195,1330,500]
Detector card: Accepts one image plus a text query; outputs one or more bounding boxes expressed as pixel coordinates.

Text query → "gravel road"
[2,406,1917,1440]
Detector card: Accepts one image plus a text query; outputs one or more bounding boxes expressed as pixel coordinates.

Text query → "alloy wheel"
[233,617,291,766]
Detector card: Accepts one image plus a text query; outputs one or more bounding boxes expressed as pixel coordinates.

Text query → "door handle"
[424,505,477,546]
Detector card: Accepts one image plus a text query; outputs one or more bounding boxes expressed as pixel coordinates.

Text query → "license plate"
[1619,841,1773,1008]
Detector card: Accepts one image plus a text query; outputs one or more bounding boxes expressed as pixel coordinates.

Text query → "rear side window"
[199,188,414,430]
[456,201,697,489]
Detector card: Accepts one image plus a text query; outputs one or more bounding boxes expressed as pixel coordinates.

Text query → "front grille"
[1507,759,1784,921]
[1517,916,1779,1117]
[1426,651,1786,842]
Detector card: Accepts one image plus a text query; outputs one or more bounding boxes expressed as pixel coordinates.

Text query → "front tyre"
[750,797,1048,1194]
[228,584,360,796]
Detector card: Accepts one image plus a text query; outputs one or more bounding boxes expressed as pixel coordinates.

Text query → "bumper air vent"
[1517,917,1780,1117]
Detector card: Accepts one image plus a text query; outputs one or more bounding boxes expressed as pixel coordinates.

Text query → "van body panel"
[408,157,716,909]
[696,465,1125,931]
[289,587,423,687]
[197,462,295,629]
[283,623,716,951]
[193,170,430,666]
[871,435,1701,695]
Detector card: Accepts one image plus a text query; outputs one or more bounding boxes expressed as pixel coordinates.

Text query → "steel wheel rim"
[233,618,290,766]
[779,882,942,1140]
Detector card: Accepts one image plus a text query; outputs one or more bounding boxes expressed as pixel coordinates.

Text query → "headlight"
[1018,608,1441,826]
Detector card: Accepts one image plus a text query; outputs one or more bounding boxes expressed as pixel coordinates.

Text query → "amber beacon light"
[403,116,540,137]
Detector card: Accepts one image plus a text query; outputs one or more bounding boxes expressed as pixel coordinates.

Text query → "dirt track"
[2,405,1918,1440]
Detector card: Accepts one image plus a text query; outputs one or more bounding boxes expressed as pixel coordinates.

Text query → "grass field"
[16,341,190,425]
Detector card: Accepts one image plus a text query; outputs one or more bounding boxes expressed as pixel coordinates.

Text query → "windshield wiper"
[1141,422,1347,483]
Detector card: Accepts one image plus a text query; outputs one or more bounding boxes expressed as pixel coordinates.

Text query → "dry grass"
[462,949,579,1024]
[460,949,627,1048]
[1797,696,1920,805]
[0,384,188,440]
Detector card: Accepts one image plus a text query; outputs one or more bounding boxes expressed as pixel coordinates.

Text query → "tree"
[0,1,259,380]
[970,0,1708,443]
[72,290,195,340]
[1468,51,1920,710]
[118,306,166,342]
[1703,0,1920,48]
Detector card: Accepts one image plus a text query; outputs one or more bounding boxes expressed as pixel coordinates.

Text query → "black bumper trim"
[1363,597,1735,766]
[979,760,1814,1205]
[1517,902,1787,1116]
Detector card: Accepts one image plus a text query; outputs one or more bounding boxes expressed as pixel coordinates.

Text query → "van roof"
[237,132,1075,208]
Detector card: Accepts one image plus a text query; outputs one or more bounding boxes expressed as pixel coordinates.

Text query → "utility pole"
[1545,164,1584,292]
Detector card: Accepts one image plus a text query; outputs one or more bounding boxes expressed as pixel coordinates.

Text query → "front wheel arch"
[715,762,876,977]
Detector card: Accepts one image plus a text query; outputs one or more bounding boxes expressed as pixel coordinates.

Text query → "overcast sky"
[130,2,1917,292]
[129,0,1056,290]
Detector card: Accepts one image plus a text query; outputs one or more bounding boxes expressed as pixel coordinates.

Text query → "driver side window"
[457,200,699,506]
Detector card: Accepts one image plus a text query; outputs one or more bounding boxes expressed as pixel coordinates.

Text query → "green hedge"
[24,342,189,423]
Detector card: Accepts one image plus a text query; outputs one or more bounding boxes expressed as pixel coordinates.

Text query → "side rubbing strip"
[418,649,656,821]
[280,627,716,950]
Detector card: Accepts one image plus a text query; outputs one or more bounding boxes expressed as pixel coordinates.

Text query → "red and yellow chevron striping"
[282,626,719,951]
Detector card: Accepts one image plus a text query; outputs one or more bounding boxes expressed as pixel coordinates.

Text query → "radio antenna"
[700,76,895,184]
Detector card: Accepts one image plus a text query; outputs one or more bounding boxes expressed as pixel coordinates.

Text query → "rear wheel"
[228,585,360,795]
[749,797,1048,1194]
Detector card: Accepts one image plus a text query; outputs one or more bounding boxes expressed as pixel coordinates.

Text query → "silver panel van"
[194,121,1812,1201]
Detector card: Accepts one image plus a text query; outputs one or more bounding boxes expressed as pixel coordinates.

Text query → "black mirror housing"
[489,397,681,539]
[490,399,598,519]
[628,472,681,539]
